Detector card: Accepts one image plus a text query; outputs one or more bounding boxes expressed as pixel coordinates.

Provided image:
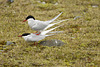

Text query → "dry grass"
[0,0,100,67]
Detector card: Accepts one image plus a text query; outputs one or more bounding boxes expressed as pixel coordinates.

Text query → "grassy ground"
[0,0,100,67]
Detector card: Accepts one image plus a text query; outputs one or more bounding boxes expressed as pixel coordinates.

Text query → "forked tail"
[46,12,63,24]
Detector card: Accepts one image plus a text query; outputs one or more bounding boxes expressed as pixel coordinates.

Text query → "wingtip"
[61,12,63,14]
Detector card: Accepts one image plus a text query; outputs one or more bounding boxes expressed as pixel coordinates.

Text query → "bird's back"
[28,20,48,31]
[25,33,46,42]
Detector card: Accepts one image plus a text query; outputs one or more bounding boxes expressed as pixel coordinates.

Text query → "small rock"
[71,37,75,39]
[6,41,15,45]
[54,2,58,5]
[39,39,64,47]
[42,2,46,4]
[91,4,99,8]
[74,16,82,20]
[0,50,4,52]
[7,0,14,3]
[92,5,98,8]
[37,1,41,3]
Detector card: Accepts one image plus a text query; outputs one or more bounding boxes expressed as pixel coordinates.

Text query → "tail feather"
[46,12,63,24]
[45,31,63,37]
[41,24,63,35]
[48,31,64,34]
[44,19,69,30]
[45,34,55,37]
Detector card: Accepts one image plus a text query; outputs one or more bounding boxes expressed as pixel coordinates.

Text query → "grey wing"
[32,22,47,31]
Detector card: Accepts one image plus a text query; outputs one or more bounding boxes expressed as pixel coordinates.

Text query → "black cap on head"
[22,33,30,36]
[26,15,35,20]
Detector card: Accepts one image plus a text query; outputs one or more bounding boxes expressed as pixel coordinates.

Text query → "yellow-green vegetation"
[0,0,100,67]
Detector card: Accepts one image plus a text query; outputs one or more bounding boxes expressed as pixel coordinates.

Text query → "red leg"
[34,42,36,45]
[33,42,38,46]
[36,31,38,33]
[33,31,38,34]
[33,31,41,35]
[35,42,38,45]
[36,32,41,35]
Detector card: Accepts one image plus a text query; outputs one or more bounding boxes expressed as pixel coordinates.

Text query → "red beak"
[18,35,22,37]
[23,20,27,22]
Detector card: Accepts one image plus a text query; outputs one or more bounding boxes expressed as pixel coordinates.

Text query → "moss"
[0,0,100,66]
[37,3,57,10]
[40,0,58,4]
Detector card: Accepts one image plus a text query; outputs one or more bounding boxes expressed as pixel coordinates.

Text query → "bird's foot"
[33,32,41,35]
[34,42,38,46]
[36,32,41,35]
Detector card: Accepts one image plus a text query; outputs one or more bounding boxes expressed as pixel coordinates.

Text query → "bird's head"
[23,15,35,22]
[18,33,30,37]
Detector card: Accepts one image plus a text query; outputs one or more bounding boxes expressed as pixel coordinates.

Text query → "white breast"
[28,19,36,28]
[23,34,46,42]
[28,19,48,31]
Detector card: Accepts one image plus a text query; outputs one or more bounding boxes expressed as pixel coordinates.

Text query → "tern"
[18,25,63,45]
[23,12,64,35]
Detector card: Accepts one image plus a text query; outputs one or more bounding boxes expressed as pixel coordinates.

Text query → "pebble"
[7,0,14,3]
[39,39,64,47]
[6,41,15,45]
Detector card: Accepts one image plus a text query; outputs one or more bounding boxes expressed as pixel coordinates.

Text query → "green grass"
[0,0,100,67]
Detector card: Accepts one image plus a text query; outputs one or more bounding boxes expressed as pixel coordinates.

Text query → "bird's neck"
[28,18,35,22]
[28,19,36,26]
[22,36,28,41]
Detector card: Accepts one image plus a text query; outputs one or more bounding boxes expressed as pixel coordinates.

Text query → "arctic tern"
[23,12,63,35]
[18,25,63,45]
